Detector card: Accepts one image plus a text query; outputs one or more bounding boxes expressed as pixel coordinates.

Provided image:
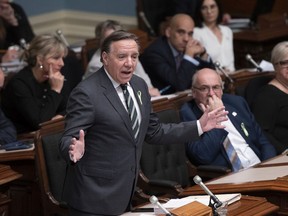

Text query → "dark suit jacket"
[0,107,16,145]
[2,2,35,49]
[140,36,215,94]
[180,94,276,170]
[60,67,200,215]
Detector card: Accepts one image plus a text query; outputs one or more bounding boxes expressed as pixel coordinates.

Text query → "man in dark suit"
[180,68,276,172]
[0,67,17,144]
[140,13,215,95]
[59,31,228,215]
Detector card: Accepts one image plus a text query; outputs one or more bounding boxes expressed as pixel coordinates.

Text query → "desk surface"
[181,154,288,215]
[0,147,34,162]
[0,164,22,185]
[124,196,278,216]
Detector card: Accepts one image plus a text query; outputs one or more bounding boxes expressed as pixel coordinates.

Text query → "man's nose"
[208,87,216,96]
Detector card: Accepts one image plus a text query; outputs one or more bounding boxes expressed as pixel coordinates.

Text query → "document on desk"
[162,193,241,209]
[208,166,288,185]
[122,194,241,215]
[150,94,178,101]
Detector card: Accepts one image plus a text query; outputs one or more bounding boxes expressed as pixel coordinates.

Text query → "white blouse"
[193,24,235,72]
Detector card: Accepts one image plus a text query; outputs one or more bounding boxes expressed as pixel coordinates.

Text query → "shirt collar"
[104,68,131,89]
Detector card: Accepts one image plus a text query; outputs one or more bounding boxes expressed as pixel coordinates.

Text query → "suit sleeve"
[59,86,96,163]
[180,103,228,165]
[0,108,17,145]
[141,39,215,92]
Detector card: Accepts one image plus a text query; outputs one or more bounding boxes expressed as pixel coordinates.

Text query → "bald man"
[180,68,276,171]
[140,13,215,95]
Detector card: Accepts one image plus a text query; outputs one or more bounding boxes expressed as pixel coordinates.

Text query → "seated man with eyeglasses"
[180,68,276,172]
[252,41,288,155]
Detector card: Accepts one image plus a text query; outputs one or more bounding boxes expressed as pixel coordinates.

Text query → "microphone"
[149,195,172,216]
[56,29,70,47]
[245,54,262,72]
[139,11,156,37]
[193,175,222,209]
[214,61,234,83]
[19,38,28,50]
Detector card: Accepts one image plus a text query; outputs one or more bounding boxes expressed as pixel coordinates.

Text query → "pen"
[159,85,171,94]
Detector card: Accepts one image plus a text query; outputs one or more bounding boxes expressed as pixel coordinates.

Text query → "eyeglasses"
[275,59,288,68]
[201,4,217,12]
[193,85,223,93]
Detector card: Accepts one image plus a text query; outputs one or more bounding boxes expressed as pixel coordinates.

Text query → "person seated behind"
[193,0,235,72]
[140,13,215,95]
[84,19,160,97]
[173,0,231,25]
[0,0,35,49]
[180,68,276,172]
[252,41,288,155]
[0,67,17,144]
[1,34,69,133]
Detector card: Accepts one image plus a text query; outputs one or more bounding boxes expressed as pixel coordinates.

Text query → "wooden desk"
[233,27,288,69]
[181,155,288,215]
[151,91,193,112]
[223,70,274,94]
[0,164,22,216]
[124,196,278,216]
[0,147,41,216]
[0,164,22,186]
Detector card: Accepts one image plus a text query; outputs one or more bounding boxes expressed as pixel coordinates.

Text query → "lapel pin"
[137,91,142,105]
[241,122,249,137]
[232,112,237,117]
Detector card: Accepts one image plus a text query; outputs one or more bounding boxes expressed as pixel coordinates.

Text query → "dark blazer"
[60,67,200,215]
[140,36,215,94]
[0,107,16,145]
[180,94,276,170]
[1,67,69,133]
[2,2,35,49]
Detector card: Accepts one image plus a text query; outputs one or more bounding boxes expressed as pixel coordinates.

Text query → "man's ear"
[102,52,108,66]
[165,27,171,37]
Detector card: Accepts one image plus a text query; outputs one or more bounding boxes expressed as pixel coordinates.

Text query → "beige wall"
[29,10,137,45]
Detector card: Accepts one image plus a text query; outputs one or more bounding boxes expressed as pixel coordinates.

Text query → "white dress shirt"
[193,24,235,72]
[104,69,142,125]
[222,118,261,169]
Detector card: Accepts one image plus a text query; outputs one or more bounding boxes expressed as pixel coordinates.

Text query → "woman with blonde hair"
[252,41,288,154]
[1,34,69,133]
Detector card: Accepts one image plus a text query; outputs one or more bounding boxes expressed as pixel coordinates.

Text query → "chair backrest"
[34,117,68,216]
[81,37,100,72]
[140,108,191,196]
[244,74,274,108]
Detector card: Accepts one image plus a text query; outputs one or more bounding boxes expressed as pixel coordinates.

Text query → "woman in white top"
[193,0,235,72]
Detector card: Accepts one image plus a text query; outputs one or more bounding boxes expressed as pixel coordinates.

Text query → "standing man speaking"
[59,30,228,215]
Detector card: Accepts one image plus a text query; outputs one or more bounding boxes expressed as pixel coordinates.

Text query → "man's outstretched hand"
[199,104,228,132]
[69,129,85,163]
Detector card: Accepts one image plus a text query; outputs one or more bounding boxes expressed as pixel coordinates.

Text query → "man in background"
[140,13,215,95]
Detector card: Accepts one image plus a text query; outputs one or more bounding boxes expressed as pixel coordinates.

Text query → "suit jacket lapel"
[98,69,135,140]
[226,104,250,143]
